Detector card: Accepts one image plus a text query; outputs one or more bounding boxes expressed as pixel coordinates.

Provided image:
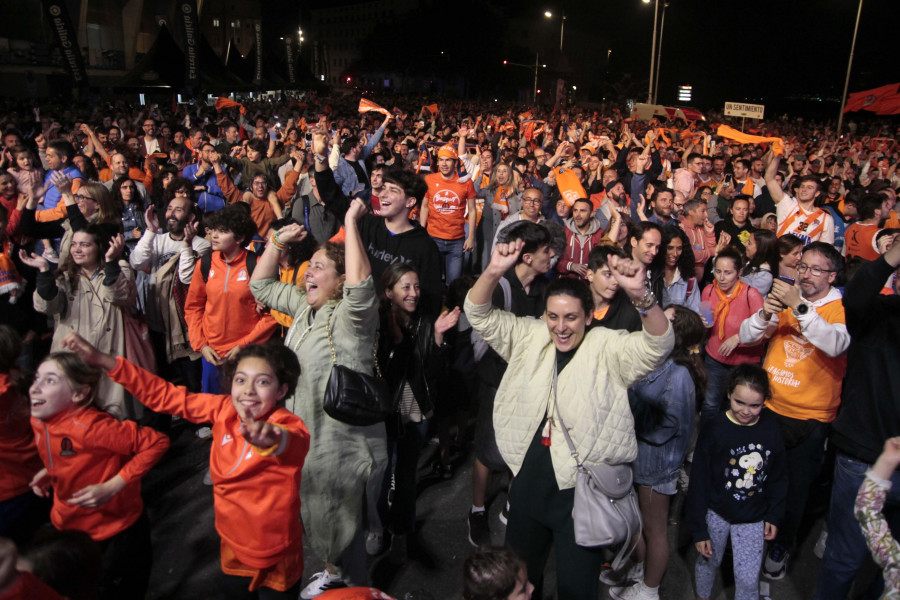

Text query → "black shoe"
[468,510,490,547]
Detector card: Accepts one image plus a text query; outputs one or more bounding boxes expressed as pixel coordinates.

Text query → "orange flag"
[716,125,785,156]
[554,166,588,207]
[358,98,392,118]
[844,84,899,113]
[423,104,439,116]
[214,97,246,114]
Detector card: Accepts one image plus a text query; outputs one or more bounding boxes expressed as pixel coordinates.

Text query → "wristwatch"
[792,303,809,317]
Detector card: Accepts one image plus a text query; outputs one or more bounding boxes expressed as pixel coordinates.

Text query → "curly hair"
[204,203,259,246]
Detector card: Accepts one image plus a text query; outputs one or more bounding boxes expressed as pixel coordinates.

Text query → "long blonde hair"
[488,163,521,194]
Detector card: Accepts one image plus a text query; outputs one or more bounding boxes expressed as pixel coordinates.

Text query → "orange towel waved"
[716,126,784,156]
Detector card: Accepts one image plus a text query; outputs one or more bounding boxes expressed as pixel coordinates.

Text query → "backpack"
[199,250,258,283]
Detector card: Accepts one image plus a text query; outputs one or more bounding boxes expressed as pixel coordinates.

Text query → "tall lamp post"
[544,11,566,52]
[504,55,547,104]
[837,0,865,134]
[642,0,659,104]
[652,2,668,104]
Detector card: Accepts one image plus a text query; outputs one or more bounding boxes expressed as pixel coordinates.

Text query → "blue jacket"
[334,124,387,196]
[41,165,85,210]
[183,163,227,213]
[629,359,696,487]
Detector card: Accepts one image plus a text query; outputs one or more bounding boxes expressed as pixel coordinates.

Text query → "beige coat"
[33,260,137,419]
[464,295,674,490]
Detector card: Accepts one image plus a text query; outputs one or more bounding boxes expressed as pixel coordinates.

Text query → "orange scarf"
[494,185,511,215]
[554,166,587,207]
[358,98,391,118]
[716,125,784,156]
[713,280,745,340]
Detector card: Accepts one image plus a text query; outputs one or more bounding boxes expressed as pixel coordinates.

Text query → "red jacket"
[556,218,605,279]
[108,357,310,568]
[31,405,169,541]
[0,374,43,502]
[184,249,277,355]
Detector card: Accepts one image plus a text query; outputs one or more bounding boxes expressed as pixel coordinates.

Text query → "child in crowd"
[687,363,788,600]
[463,546,534,600]
[28,350,170,599]
[61,332,311,600]
[855,437,900,597]
[8,146,55,261]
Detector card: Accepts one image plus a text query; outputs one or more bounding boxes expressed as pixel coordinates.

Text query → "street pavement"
[142,420,876,599]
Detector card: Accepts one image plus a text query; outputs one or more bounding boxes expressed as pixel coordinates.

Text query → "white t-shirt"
[775,195,835,245]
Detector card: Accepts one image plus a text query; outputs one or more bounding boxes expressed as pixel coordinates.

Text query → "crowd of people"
[0,91,898,600]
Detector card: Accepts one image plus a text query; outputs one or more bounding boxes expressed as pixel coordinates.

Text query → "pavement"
[142,420,876,599]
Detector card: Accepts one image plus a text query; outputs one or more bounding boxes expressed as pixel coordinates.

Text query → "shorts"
[650,477,679,496]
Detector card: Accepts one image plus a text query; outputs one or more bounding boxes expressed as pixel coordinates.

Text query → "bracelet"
[314,154,327,163]
[631,287,657,315]
[270,232,285,251]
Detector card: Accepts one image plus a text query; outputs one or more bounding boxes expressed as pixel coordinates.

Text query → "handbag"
[322,312,393,426]
[551,369,642,572]
[122,309,157,373]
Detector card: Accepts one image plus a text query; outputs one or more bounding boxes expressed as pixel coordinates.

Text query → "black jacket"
[315,167,443,317]
[589,289,642,333]
[379,312,447,416]
[830,256,900,464]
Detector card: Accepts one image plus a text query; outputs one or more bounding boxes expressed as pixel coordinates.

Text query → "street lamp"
[653,2,669,104]
[837,0,865,134]
[544,10,566,52]
[503,55,546,103]
[643,0,659,103]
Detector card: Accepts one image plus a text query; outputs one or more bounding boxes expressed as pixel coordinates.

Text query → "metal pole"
[653,2,667,105]
[647,0,659,103]
[837,0,865,134]
[533,53,539,104]
[560,15,566,52]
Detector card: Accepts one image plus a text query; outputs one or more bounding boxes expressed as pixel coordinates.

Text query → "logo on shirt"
[209,269,215,278]
[725,444,771,501]
[432,189,462,214]
[222,434,233,446]
[60,437,77,457]
[237,269,248,282]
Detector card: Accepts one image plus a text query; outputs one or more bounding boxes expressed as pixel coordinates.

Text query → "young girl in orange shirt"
[61,331,311,599]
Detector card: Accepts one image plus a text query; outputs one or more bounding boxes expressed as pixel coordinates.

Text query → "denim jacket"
[655,269,701,314]
[629,358,696,486]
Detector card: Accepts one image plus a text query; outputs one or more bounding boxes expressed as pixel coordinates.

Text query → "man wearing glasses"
[739,241,849,581]
[491,188,546,253]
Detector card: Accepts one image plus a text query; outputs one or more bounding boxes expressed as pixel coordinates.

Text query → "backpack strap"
[686,277,695,298]
[200,251,212,283]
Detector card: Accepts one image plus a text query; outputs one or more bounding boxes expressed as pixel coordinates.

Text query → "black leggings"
[220,574,302,600]
[97,512,152,600]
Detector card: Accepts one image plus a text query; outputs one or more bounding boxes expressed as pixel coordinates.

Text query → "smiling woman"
[464,240,673,600]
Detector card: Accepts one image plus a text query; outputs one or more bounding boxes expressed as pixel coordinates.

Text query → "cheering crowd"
[0,92,899,600]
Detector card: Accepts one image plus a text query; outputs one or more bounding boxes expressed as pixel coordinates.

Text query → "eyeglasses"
[522,197,542,204]
[796,264,834,276]
[73,193,95,202]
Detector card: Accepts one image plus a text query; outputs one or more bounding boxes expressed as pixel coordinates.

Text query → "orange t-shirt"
[423,173,476,240]
[844,222,881,261]
[763,299,847,423]
[885,210,900,229]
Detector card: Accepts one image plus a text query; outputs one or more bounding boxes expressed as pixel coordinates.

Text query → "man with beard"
[647,188,677,227]
[556,198,605,279]
[183,143,228,214]
[130,195,211,391]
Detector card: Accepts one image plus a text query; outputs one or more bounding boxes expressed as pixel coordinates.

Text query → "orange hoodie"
[30,405,169,541]
[107,357,310,569]
[184,249,277,355]
[0,374,43,502]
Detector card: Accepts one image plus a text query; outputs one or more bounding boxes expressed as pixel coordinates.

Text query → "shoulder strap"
[498,276,512,312]
[686,277,695,297]
[245,250,257,277]
[200,252,212,282]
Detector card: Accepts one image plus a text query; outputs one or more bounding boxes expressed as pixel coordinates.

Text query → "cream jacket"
[464,295,674,490]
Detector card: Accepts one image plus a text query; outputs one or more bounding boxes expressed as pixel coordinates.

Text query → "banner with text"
[285,38,295,84]
[253,22,263,86]
[41,0,89,89]
[179,0,199,94]
[724,102,764,119]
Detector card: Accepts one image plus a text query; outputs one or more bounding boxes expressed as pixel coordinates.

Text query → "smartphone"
[725,174,734,186]
[777,275,795,285]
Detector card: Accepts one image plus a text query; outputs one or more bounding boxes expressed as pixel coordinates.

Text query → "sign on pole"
[724,102,764,119]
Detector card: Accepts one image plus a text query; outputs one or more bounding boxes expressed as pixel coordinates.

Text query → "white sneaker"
[610,581,658,600]
[599,561,644,587]
[300,570,348,599]
[365,531,384,556]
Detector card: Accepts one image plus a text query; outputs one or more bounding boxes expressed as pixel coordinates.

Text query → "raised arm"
[765,153,786,204]
[343,198,371,286]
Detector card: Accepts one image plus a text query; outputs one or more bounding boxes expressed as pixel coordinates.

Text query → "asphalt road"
[141,420,877,599]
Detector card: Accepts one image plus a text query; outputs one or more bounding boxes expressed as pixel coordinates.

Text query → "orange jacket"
[30,405,169,541]
[0,374,43,502]
[184,249,277,355]
[108,357,310,568]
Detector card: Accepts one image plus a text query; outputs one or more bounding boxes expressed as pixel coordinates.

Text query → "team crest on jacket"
[60,437,77,456]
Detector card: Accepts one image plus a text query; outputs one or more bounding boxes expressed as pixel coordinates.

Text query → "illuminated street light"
[544,11,552,17]
[544,10,566,52]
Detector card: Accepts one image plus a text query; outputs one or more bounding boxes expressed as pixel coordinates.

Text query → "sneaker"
[762,543,788,580]
[467,509,490,547]
[599,561,644,587]
[610,581,658,600]
[300,570,348,599]
[365,531,384,556]
[499,500,510,526]
[42,248,59,264]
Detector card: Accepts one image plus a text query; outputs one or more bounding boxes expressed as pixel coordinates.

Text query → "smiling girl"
[62,332,310,599]
[28,350,169,599]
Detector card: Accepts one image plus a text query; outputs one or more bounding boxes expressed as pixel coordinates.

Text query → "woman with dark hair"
[699,248,765,426]
[110,177,147,253]
[18,224,136,419]
[375,262,459,556]
[250,199,387,594]
[651,226,700,313]
[606,305,706,599]
[741,229,780,296]
[465,240,673,600]
[777,233,804,282]
[149,164,178,212]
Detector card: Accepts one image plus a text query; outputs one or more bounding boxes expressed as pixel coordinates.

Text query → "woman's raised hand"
[60,332,118,370]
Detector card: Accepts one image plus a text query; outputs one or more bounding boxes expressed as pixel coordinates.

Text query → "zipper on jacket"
[223,261,231,293]
[224,440,250,476]
[43,423,53,469]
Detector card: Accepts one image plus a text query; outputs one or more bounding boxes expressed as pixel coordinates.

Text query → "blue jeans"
[433,237,464,284]
[201,356,222,394]
[813,452,900,599]
[701,354,734,427]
